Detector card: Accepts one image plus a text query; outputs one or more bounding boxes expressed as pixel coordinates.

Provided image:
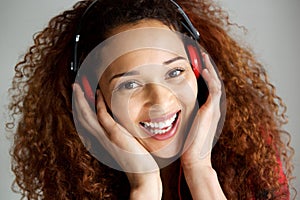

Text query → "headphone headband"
[70,0,200,75]
[169,0,200,40]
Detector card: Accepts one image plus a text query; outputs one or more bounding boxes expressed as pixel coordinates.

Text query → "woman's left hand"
[181,52,222,167]
[181,53,226,199]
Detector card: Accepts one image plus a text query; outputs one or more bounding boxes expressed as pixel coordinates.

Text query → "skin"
[73,20,226,199]
[99,49,198,158]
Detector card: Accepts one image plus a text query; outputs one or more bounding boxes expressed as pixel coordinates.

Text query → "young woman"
[7,0,295,199]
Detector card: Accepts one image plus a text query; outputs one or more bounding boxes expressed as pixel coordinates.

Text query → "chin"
[151,149,181,159]
[149,133,185,159]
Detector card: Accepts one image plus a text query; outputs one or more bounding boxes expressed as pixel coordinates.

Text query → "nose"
[142,83,176,115]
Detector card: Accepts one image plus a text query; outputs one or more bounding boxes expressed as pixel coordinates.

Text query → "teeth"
[150,125,172,134]
[141,113,177,134]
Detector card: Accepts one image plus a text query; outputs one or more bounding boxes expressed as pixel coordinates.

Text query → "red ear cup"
[187,44,202,79]
[81,75,95,105]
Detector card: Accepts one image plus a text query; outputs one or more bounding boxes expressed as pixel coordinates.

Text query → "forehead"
[104,49,186,76]
[79,27,188,80]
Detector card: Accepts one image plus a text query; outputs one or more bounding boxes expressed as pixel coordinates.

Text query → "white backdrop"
[1,1,299,199]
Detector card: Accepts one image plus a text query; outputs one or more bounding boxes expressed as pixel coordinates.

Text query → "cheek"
[109,92,142,128]
[183,76,198,106]
[168,73,198,107]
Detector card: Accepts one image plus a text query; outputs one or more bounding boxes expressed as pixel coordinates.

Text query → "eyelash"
[166,67,185,79]
[114,67,186,91]
[115,80,141,91]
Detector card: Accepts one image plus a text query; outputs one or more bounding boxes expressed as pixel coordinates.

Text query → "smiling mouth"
[139,110,181,140]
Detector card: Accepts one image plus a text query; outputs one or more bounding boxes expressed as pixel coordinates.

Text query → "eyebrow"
[163,56,187,65]
[109,70,140,83]
[109,56,187,83]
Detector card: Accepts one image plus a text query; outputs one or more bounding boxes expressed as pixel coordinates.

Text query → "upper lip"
[140,110,180,124]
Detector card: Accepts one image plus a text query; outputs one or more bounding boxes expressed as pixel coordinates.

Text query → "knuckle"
[106,124,120,140]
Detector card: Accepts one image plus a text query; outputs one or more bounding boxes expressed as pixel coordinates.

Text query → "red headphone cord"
[178,163,183,200]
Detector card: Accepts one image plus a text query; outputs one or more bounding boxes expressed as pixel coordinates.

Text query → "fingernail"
[202,52,208,60]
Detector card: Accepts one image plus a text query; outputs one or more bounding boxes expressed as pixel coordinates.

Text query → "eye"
[117,80,141,90]
[167,68,185,79]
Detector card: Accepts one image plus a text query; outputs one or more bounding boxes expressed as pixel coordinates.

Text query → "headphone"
[70,0,205,105]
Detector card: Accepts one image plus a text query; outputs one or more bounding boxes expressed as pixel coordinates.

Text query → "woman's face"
[99,20,198,158]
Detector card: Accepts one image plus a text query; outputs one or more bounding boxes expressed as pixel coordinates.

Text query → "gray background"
[1,0,299,199]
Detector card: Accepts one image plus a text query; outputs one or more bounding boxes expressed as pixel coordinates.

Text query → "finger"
[95,89,122,138]
[73,83,105,138]
[201,55,222,101]
[201,69,221,108]
[73,83,95,124]
[74,86,133,150]
[95,89,141,148]
[95,89,115,128]
[203,53,221,85]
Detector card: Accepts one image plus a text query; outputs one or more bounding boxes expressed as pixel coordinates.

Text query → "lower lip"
[140,112,181,141]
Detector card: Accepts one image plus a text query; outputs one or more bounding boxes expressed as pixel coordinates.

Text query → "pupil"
[126,82,134,89]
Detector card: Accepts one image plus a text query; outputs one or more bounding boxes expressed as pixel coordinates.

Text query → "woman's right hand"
[72,83,162,199]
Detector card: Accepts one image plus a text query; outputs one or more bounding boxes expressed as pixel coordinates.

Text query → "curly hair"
[7,0,296,199]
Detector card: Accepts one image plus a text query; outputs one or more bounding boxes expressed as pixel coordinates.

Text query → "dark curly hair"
[7,0,296,199]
